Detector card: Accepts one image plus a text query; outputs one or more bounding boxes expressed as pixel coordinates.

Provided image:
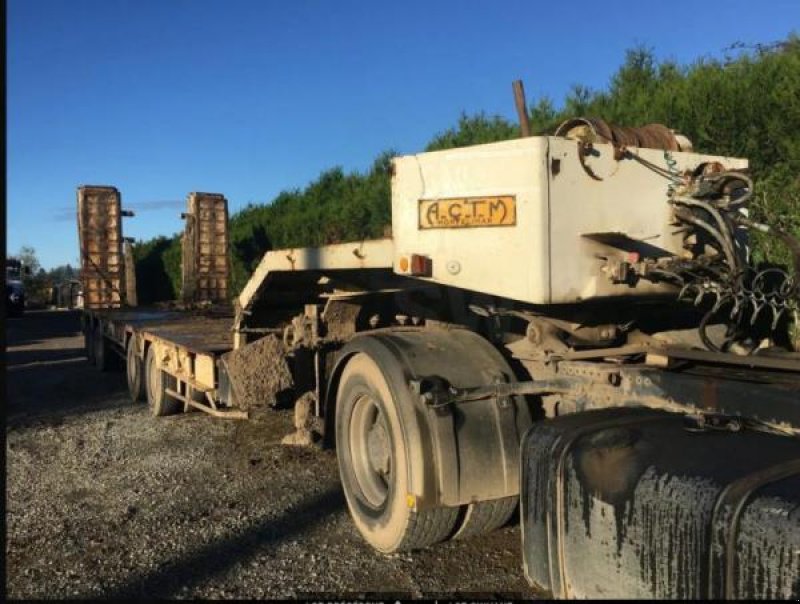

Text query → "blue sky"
[7,0,799,270]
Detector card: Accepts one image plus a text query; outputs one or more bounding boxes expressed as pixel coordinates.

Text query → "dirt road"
[6,310,537,599]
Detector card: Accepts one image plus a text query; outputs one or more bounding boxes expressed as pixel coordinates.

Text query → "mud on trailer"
[80,118,800,599]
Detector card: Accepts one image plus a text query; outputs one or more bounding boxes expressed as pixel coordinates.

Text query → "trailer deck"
[84,304,245,418]
[89,305,234,353]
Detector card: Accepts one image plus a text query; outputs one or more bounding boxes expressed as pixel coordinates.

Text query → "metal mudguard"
[520,408,800,599]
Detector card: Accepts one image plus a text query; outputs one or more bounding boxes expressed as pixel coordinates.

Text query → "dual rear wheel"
[335,352,517,553]
[84,320,117,370]
[89,322,119,372]
[124,337,180,416]
[126,338,146,402]
[144,345,182,416]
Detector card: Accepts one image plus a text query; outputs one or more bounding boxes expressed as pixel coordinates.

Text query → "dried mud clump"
[223,335,293,410]
[281,391,323,447]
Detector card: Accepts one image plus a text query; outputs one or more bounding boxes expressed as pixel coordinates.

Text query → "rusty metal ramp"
[182,192,230,304]
[77,185,125,309]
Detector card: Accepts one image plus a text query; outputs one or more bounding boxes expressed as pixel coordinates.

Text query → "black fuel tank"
[520,407,800,599]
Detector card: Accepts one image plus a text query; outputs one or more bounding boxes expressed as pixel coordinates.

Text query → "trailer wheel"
[451,496,518,540]
[145,346,181,416]
[126,338,146,402]
[336,352,458,553]
[93,324,116,372]
[84,321,96,366]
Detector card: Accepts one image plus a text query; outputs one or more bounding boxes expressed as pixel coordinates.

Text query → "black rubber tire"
[335,352,458,553]
[145,346,182,417]
[126,338,147,402]
[94,324,114,372]
[451,495,518,540]
[84,321,96,366]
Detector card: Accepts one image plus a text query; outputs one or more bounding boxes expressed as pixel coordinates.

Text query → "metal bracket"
[410,377,573,409]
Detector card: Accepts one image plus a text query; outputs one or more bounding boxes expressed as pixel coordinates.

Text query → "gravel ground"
[6,310,538,599]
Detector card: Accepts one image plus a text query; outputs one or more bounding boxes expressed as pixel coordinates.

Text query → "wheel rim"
[349,393,393,508]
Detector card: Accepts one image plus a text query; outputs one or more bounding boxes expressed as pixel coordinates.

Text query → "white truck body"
[391,136,747,304]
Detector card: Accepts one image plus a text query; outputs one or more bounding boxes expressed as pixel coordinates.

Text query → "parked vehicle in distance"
[6,257,27,317]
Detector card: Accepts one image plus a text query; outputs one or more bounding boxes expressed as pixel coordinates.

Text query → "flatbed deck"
[84,304,245,418]
[87,305,235,355]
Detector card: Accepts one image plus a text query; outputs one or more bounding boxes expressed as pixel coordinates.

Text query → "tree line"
[130,35,799,303]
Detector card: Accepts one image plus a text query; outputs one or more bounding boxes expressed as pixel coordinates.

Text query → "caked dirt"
[5,310,537,599]
[222,334,293,409]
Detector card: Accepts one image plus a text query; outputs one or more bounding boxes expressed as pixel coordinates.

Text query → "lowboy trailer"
[81,118,800,599]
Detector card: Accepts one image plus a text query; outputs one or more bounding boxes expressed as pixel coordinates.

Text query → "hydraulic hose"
[672,196,743,271]
[672,206,739,275]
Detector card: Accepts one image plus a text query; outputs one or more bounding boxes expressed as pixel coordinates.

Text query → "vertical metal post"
[512,80,531,138]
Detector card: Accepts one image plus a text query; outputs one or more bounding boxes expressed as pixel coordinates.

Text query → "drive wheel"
[145,346,181,417]
[451,495,518,540]
[336,352,458,553]
[127,338,146,402]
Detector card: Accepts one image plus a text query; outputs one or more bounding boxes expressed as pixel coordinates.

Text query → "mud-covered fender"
[325,326,534,509]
